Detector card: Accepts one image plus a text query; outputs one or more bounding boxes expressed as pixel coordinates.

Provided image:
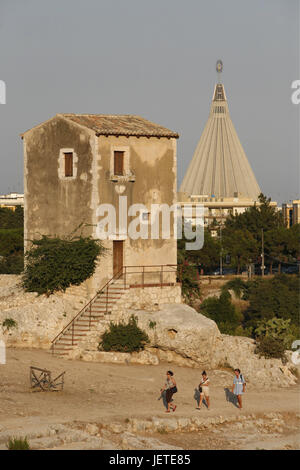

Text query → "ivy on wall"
[22,235,106,295]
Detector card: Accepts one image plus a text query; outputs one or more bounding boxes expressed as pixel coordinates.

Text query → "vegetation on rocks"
[200,274,299,351]
[99,315,149,353]
[199,291,242,335]
[7,436,30,450]
[243,275,299,333]
[254,317,295,360]
[255,335,286,361]
[2,318,18,331]
[22,235,105,295]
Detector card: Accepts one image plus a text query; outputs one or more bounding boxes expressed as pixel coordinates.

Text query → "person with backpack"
[232,368,246,409]
[160,370,177,413]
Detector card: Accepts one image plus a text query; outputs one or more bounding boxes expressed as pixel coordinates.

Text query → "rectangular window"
[64,152,73,177]
[114,151,124,176]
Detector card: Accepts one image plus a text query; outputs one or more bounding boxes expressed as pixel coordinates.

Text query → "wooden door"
[113,241,123,276]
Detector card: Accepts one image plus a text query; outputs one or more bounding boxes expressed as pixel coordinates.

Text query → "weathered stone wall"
[91,134,178,292]
[111,285,182,315]
[23,116,96,250]
[0,275,90,348]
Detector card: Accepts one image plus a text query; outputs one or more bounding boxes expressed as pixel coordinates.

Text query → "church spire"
[179,62,261,200]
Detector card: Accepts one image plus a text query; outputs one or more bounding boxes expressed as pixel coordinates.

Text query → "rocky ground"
[0,348,299,450]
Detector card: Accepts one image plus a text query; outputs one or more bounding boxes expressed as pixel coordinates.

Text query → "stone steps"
[51,278,128,356]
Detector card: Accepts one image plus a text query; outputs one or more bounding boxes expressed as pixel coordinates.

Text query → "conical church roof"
[180,82,261,199]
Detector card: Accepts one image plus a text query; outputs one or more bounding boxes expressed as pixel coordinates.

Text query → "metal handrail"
[51,267,124,348]
[51,264,179,352]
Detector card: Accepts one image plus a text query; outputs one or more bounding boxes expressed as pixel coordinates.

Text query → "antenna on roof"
[216,60,223,84]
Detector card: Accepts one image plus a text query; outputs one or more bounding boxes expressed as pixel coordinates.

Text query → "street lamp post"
[220,226,223,276]
[261,229,265,277]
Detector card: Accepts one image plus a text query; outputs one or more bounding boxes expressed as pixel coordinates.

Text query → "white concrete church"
[178,61,276,231]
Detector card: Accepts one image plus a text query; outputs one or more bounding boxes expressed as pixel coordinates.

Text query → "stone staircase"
[50,278,128,356]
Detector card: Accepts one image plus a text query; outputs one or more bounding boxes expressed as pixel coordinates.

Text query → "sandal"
[173,405,177,412]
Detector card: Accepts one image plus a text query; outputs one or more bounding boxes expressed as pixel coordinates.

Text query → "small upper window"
[114,151,124,176]
[64,152,73,177]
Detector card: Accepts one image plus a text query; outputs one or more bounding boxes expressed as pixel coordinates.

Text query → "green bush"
[0,252,24,274]
[7,436,30,450]
[254,317,296,350]
[99,315,149,353]
[222,278,248,299]
[255,336,286,361]
[233,325,253,337]
[243,274,299,329]
[177,263,201,304]
[2,318,17,331]
[199,291,241,334]
[253,317,296,361]
[22,235,105,295]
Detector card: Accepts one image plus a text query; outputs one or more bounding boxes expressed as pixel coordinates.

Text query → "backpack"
[240,374,246,386]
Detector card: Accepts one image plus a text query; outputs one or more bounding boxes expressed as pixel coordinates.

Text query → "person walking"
[197,371,210,410]
[232,368,246,409]
[160,370,177,413]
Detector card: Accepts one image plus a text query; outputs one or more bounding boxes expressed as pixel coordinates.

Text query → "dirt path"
[0,348,299,449]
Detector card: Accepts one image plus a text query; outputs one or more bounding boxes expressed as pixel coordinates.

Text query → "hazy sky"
[0,0,299,204]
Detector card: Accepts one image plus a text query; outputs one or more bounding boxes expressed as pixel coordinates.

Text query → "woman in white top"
[197,371,210,410]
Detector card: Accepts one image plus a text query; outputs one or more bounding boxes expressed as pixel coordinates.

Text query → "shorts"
[200,386,209,397]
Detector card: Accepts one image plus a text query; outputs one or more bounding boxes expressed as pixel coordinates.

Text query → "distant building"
[178,62,277,227]
[178,192,277,232]
[282,200,300,227]
[282,203,293,228]
[0,192,24,211]
[292,200,300,225]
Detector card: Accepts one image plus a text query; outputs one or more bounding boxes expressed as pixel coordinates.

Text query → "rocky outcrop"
[212,335,298,389]
[0,275,90,348]
[118,303,221,367]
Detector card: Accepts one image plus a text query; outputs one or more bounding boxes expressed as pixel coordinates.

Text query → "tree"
[0,206,24,229]
[264,226,288,273]
[286,224,300,260]
[222,194,288,273]
[225,194,284,239]
[199,290,241,334]
[222,228,257,274]
[178,228,220,273]
[0,207,24,274]
[243,274,299,330]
